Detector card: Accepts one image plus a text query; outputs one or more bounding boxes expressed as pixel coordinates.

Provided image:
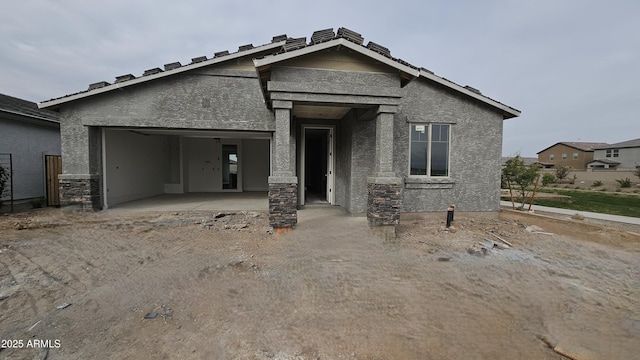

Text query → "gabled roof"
[38,26,520,119]
[0,93,59,124]
[537,142,609,154]
[594,138,640,150]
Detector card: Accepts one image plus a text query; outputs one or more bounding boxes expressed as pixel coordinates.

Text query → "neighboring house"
[536,142,608,170]
[590,138,640,169]
[39,27,520,229]
[0,93,61,202]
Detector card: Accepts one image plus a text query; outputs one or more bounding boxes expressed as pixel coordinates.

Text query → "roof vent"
[238,44,254,51]
[464,85,482,95]
[272,34,287,43]
[283,37,307,52]
[88,81,110,90]
[214,50,230,58]
[115,74,136,83]
[366,41,391,57]
[143,68,163,76]
[191,56,208,64]
[311,28,335,44]
[164,62,182,71]
[336,27,364,45]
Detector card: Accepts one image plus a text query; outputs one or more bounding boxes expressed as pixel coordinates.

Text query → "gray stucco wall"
[271,66,399,88]
[593,148,640,169]
[58,67,275,177]
[0,118,60,200]
[396,78,504,212]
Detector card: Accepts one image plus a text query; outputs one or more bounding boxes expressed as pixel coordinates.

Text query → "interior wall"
[184,138,221,192]
[105,130,166,205]
[242,139,269,191]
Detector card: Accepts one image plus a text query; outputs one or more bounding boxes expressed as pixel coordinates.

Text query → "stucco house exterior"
[0,94,61,204]
[38,27,520,229]
[589,138,640,169]
[536,142,608,170]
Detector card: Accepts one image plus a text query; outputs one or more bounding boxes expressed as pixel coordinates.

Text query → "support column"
[59,125,102,210]
[367,105,402,238]
[269,101,298,228]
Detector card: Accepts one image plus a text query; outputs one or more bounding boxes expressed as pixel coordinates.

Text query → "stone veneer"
[268,183,298,228]
[59,178,101,210]
[367,182,402,226]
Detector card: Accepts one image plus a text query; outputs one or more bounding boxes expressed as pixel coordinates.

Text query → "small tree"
[555,165,570,180]
[502,155,540,209]
[0,164,8,207]
[541,173,556,186]
[635,167,640,180]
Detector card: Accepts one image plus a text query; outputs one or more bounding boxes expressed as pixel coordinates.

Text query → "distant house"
[589,138,640,169]
[0,94,60,203]
[537,142,608,170]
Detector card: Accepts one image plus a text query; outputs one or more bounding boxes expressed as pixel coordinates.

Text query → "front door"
[301,125,334,205]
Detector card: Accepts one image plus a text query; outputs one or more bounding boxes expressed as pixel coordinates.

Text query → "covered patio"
[108,192,268,212]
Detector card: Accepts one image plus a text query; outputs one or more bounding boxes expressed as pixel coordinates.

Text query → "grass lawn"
[534,189,640,218]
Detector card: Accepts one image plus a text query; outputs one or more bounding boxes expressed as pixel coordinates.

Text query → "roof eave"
[418,70,520,120]
[38,40,287,110]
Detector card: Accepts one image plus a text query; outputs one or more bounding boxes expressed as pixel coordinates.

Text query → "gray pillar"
[59,124,102,210]
[367,105,402,238]
[269,101,298,228]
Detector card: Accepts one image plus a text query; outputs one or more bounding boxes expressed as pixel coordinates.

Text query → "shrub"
[616,178,632,188]
[555,166,570,180]
[600,188,608,192]
[30,198,45,208]
[541,173,557,186]
[592,180,603,187]
[569,174,577,185]
[0,165,8,207]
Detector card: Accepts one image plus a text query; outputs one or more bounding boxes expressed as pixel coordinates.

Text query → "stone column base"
[268,179,298,228]
[59,175,101,211]
[367,178,402,228]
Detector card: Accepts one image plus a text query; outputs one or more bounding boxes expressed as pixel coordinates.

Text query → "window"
[605,149,619,158]
[613,149,619,157]
[573,152,579,160]
[549,154,555,160]
[410,124,450,177]
[562,153,567,160]
[606,149,611,158]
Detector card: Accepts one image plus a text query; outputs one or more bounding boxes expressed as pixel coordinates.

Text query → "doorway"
[301,125,335,205]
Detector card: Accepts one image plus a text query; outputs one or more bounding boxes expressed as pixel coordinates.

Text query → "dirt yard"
[0,206,638,359]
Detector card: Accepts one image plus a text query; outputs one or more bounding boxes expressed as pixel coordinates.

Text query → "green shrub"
[569,174,577,185]
[542,173,557,186]
[616,178,632,188]
[592,180,603,187]
[30,197,45,208]
[555,166,570,180]
[600,188,608,192]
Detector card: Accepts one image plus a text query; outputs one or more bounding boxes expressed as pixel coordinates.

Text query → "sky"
[1,0,638,157]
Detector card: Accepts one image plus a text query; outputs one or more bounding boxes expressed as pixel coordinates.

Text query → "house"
[536,142,608,170]
[0,93,61,205]
[589,138,640,169]
[38,27,520,230]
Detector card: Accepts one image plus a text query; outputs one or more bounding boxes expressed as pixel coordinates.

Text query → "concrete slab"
[110,192,268,212]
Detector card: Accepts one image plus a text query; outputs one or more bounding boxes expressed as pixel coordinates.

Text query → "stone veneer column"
[269,100,298,228]
[367,105,402,238]
[59,174,101,210]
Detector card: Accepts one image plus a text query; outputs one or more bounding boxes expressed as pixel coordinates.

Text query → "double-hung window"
[410,124,450,177]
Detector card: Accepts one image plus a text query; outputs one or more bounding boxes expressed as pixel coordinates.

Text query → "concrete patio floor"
[108,192,269,212]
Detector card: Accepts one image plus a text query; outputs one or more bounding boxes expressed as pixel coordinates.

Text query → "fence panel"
[46,155,62,206]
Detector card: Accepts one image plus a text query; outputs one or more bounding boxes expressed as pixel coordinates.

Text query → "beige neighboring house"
[589,138,640,169]
[537,142,608,170]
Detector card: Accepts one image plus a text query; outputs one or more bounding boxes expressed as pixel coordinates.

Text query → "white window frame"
[408,123,451,178]
[549,154,555,160]
[573,152,579,160]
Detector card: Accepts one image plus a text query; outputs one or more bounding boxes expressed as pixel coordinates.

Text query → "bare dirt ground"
[0,206,638,359]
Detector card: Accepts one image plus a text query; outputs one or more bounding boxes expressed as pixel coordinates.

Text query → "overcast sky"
[1,0,638,156]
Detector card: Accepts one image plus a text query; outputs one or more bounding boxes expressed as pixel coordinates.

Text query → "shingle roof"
[587,159,620,165]
[38,26,521,119]
[594,138,640,150]
[537,142,609,154]
[0,93,59,123]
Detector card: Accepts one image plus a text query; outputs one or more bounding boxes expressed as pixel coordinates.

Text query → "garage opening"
[102,128,270,209]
